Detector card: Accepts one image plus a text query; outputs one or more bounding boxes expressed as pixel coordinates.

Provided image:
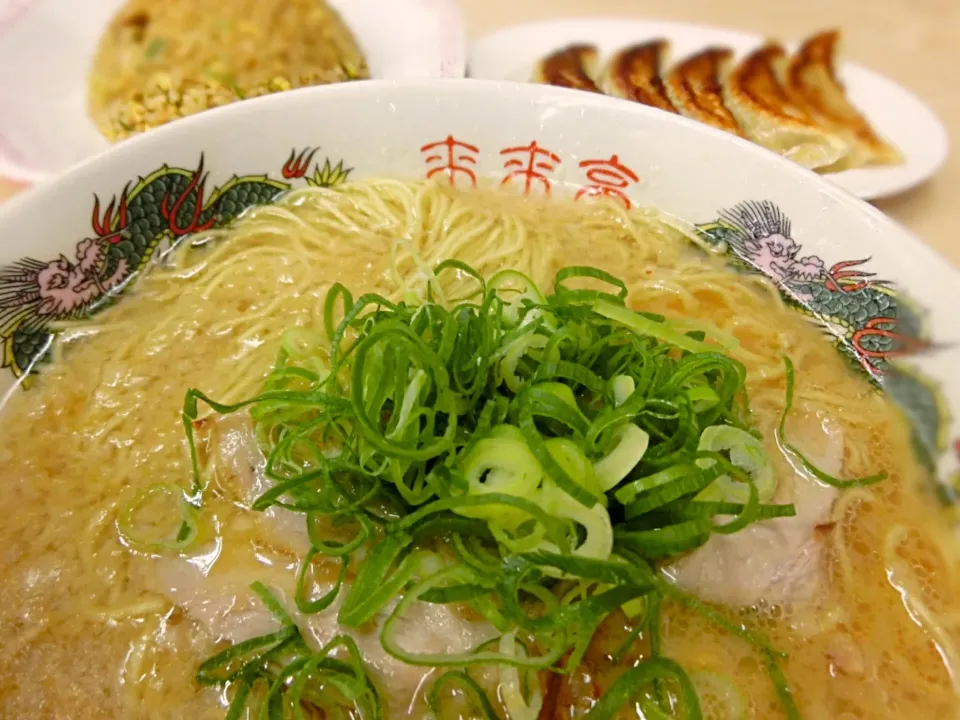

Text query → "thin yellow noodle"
[194,248,294,302]
[884,524,960,695]
[212,280,315,339]
[123,619,158,712]
[831,488,876,589]
[2,178,958,718]
[81,501,119,576]
[95,597,171,622]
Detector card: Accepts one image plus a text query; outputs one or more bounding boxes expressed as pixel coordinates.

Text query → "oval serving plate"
[0,79,956,487]
[0,0,466,183]
[468,18,949,202]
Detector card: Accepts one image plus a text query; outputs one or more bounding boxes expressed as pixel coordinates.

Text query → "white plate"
[0,0,466,183]
[468,18,949,201]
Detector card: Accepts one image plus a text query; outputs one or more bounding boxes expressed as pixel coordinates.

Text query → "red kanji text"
[420,136,479,188]
[575,154,640,208]
[499,141,561,196]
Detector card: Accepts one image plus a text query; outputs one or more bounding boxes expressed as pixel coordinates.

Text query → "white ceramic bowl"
[0,0,465,182]
[0,79,957,483]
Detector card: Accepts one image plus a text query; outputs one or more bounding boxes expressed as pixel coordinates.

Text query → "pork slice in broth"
[663,408,843,608]
[207,413,311,556]
[155,414,497,713]
[157,557,498,713]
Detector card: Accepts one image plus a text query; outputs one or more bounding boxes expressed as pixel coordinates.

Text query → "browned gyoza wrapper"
[724,43,849,170]
[783,29,902,170]
[665,48,745,136]
[532,44,604,92]
[601,40,678,114]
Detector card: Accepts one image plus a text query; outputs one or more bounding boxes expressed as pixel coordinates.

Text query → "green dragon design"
[1,177,950,480]
[697,200,949,474]
[0,147,351,381]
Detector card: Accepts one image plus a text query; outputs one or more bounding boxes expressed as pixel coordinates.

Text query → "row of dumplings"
[533,30,902,173]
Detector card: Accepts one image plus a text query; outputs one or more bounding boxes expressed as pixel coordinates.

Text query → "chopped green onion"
[582,658,702,719]
[615,465,698,506]
[616,517,714,558]
[197,584,383,718]
[497,631,544,720]
[691,670,747,720]
[695,425,776,503]
[763,650,801,720]
[623,465,726,518]
[143,37,167,60]
[428,670,500,719]
[594,299,715,354]
[453,433,543,526]
[250,581,295,625]
[778,356,887,488]
[594,423,650,491]
[180,266,868,720]
[338,532,416,627]
[382,565,566,668]
[117,483,199,552]
[612,374,635,406]
[196,626,299,686]
[295,550,348,614]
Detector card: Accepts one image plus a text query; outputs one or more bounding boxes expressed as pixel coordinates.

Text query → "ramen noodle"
[0,180,956,718]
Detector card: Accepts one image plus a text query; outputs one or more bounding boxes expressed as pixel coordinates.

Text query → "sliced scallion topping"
[778,356,887,488]
[117,483,199,552]
[173,264,878,718]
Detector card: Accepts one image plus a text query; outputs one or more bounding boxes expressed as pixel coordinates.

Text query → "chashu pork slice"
[664,406,846,608]
[154,413,497,715]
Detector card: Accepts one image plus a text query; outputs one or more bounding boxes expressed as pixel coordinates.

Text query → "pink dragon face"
[741,232,808,283]
[35,239,108,316]
[36,256,96,316]
[33,239,129,316]
[745,232,797,266]
[748,233,828,282]
[75,238,105,273]
[740,232,827,300]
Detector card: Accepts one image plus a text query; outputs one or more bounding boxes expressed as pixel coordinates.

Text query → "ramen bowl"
[1,78,959,717]
[2,78,956,471]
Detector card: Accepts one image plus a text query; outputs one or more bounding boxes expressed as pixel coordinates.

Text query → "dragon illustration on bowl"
[0,149,349,380]
[0,159,949,492]
[697,199,946,475]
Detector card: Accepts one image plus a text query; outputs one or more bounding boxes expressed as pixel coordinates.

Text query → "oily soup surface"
[0,181,957,719]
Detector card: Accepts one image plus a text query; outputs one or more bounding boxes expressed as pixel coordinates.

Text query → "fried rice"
[88,0,368,141]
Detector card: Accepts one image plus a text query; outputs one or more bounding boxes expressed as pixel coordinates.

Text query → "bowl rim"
[2,77,957,281]
[0,77,957,482]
